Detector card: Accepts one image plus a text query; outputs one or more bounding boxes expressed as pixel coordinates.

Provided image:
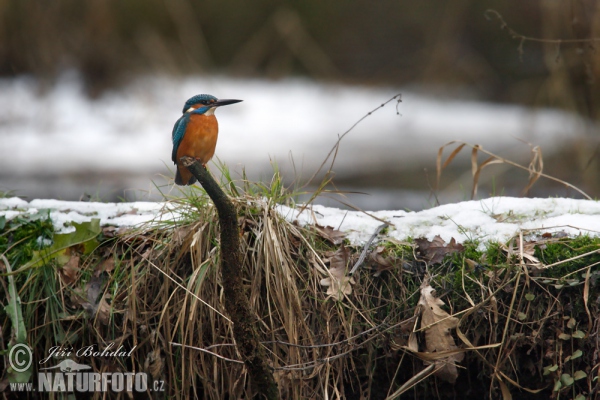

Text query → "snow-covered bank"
[2,197,599,249]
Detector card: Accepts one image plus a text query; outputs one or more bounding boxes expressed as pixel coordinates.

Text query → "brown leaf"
[95,296,111,325]
[418,283,464,383]
[371,248,395,277]
[73,275,110,325]
[94,256,115,277]
[86,274,103,303]
[144,348,164,379]
[397,315,419,352]
[320,246,354,300]
[60,254,80,285]
[172,225,193,246]
[115,208,138,217]
[464,259,479,271]
[140,248,155,262]
[314,224,346,245]
[500,238,541,267]
[415,235,464,264]
[407,331,419,353]
[102,226,118,238]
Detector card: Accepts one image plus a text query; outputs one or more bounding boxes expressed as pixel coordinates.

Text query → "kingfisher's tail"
[175,166,197,186]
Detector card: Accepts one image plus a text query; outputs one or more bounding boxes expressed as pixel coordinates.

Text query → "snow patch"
[5,196,594,248]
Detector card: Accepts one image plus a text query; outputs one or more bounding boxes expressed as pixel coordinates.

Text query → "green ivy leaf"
[558,333,571,340]
[572,330,586,339]
[525,293,535,301]
[570,349,583,360]
[561,373,574,386]
[573,370,587,381]
[553,380,562,392]
[543,364,558,375]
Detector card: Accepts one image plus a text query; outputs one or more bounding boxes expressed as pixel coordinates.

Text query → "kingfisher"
[171,94,242,185]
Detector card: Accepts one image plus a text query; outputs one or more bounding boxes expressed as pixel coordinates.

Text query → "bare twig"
[485,9,600,44]
[306,94,402,186]
[170,342,245,364]
[298,94,402,213]
[349,224,387,275]
[270,320,389,348]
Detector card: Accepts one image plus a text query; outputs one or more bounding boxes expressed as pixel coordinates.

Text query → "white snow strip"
[0,197,183,233]
[277,197,600,248]
[2,197,599,248]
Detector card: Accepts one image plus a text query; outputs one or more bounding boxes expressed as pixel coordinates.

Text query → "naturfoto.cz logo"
[9,344,165,393]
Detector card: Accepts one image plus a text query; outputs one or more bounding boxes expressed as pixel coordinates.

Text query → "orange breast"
[175,114,219,185]
[176,114,219,164]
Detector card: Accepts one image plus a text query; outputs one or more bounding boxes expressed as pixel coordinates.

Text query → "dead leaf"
[144,348,164,379]
[418,283,464,383]
[172,225,193,246]
[140,248,154,260]
[498,379,513,400]
[320,246,354,300]
[500,238,542,267]
[115,208,138,217]
[73,275,111,325]
[371,246,395,276]
[102,226,118,238]
[314,224,346,245]
[94,296,111,325]
[390,316,419,350]
[60,254,80,285]
[404,314,420,352]
[94,256,115,277]
[407,331,419,353]
[415,235,464,264]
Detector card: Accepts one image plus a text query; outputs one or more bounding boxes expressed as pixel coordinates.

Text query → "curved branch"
[180,156,279,400]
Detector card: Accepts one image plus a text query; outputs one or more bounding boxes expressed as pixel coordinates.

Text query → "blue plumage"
[171,113,190,164]
[182,94,217,113]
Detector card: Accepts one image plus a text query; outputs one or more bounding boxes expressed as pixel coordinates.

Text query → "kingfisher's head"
[182,94,242,115]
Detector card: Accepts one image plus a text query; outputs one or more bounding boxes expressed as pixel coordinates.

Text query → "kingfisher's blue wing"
[171,114,189,164]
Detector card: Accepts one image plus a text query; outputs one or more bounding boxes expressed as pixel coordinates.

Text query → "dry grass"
[114,193,420,399]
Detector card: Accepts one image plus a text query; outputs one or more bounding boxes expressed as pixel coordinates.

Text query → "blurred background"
[0,0,599,210]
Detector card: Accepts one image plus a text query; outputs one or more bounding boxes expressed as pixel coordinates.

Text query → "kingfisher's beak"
[215,99,243,107]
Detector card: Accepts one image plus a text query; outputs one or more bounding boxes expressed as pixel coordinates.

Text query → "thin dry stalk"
[436,140,591,199]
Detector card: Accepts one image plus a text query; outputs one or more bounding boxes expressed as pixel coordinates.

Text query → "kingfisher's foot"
[192,157,207,167]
